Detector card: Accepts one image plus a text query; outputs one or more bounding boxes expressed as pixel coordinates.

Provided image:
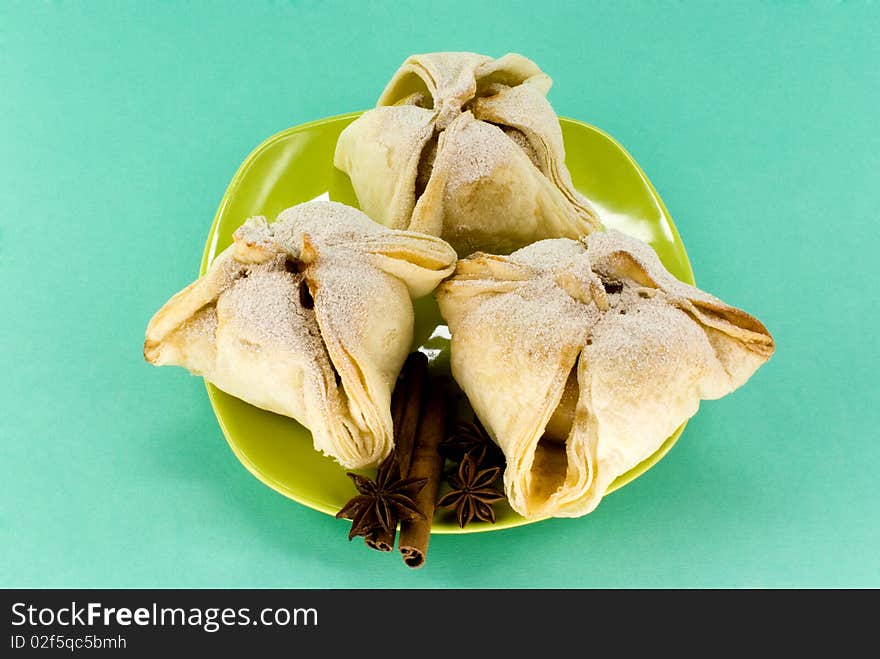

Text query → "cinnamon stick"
[364,529,395,552]
[390,359,409,436]
[395,352,428,477]
[364,351,428,552]
[399,380,447,568]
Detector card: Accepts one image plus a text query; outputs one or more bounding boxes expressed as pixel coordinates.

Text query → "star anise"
[437,451,505,527]
[336,452,427,541]
[440,419,504,467]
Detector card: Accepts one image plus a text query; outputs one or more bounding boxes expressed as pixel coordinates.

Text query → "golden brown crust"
[335,51,602,256]
[144,202,456,469]
[437,231,774,518]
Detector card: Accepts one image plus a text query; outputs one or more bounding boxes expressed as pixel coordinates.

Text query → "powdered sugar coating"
[145,201,457,469]
[436,229,774,518]
[335,51,602,256]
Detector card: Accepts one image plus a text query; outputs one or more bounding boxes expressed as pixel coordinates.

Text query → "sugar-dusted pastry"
[334,52,601,256]
[436,231,774,518]
[144,201,457,469]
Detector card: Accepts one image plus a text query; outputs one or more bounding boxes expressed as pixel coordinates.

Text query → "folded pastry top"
[334,51,602,256]
[145,201,457,469]
[436,231,774,518]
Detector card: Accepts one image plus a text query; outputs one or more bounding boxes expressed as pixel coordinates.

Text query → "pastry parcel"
[436,231,774,518]
[145,201,457,469]
[334,51,602,256]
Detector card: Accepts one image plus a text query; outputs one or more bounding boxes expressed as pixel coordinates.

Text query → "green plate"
[199,112,695,533]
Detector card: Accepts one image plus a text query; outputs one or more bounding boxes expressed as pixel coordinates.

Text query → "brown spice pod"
[395,351,428,476]
[399,381,447,568]
[364,352,428,551]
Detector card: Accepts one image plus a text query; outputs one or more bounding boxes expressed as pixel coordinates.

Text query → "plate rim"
[199,111,695,535]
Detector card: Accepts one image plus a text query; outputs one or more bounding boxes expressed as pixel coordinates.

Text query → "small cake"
[334,52,601,256]
[436,231,775,518]
[144,201,456,469]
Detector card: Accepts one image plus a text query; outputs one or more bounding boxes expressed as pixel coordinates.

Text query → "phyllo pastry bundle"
[144,201,456,469]
[436,231,774,518]
[334,51,601,256]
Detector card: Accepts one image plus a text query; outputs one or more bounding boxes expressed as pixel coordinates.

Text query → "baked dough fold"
[436,231,774,518]
[334,51,602,256]
[145,201,457,469]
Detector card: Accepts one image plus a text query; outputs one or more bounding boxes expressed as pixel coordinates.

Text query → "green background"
[2,1,878,588]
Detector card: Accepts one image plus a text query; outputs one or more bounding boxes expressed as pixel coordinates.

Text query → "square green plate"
[199,112,694,533]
